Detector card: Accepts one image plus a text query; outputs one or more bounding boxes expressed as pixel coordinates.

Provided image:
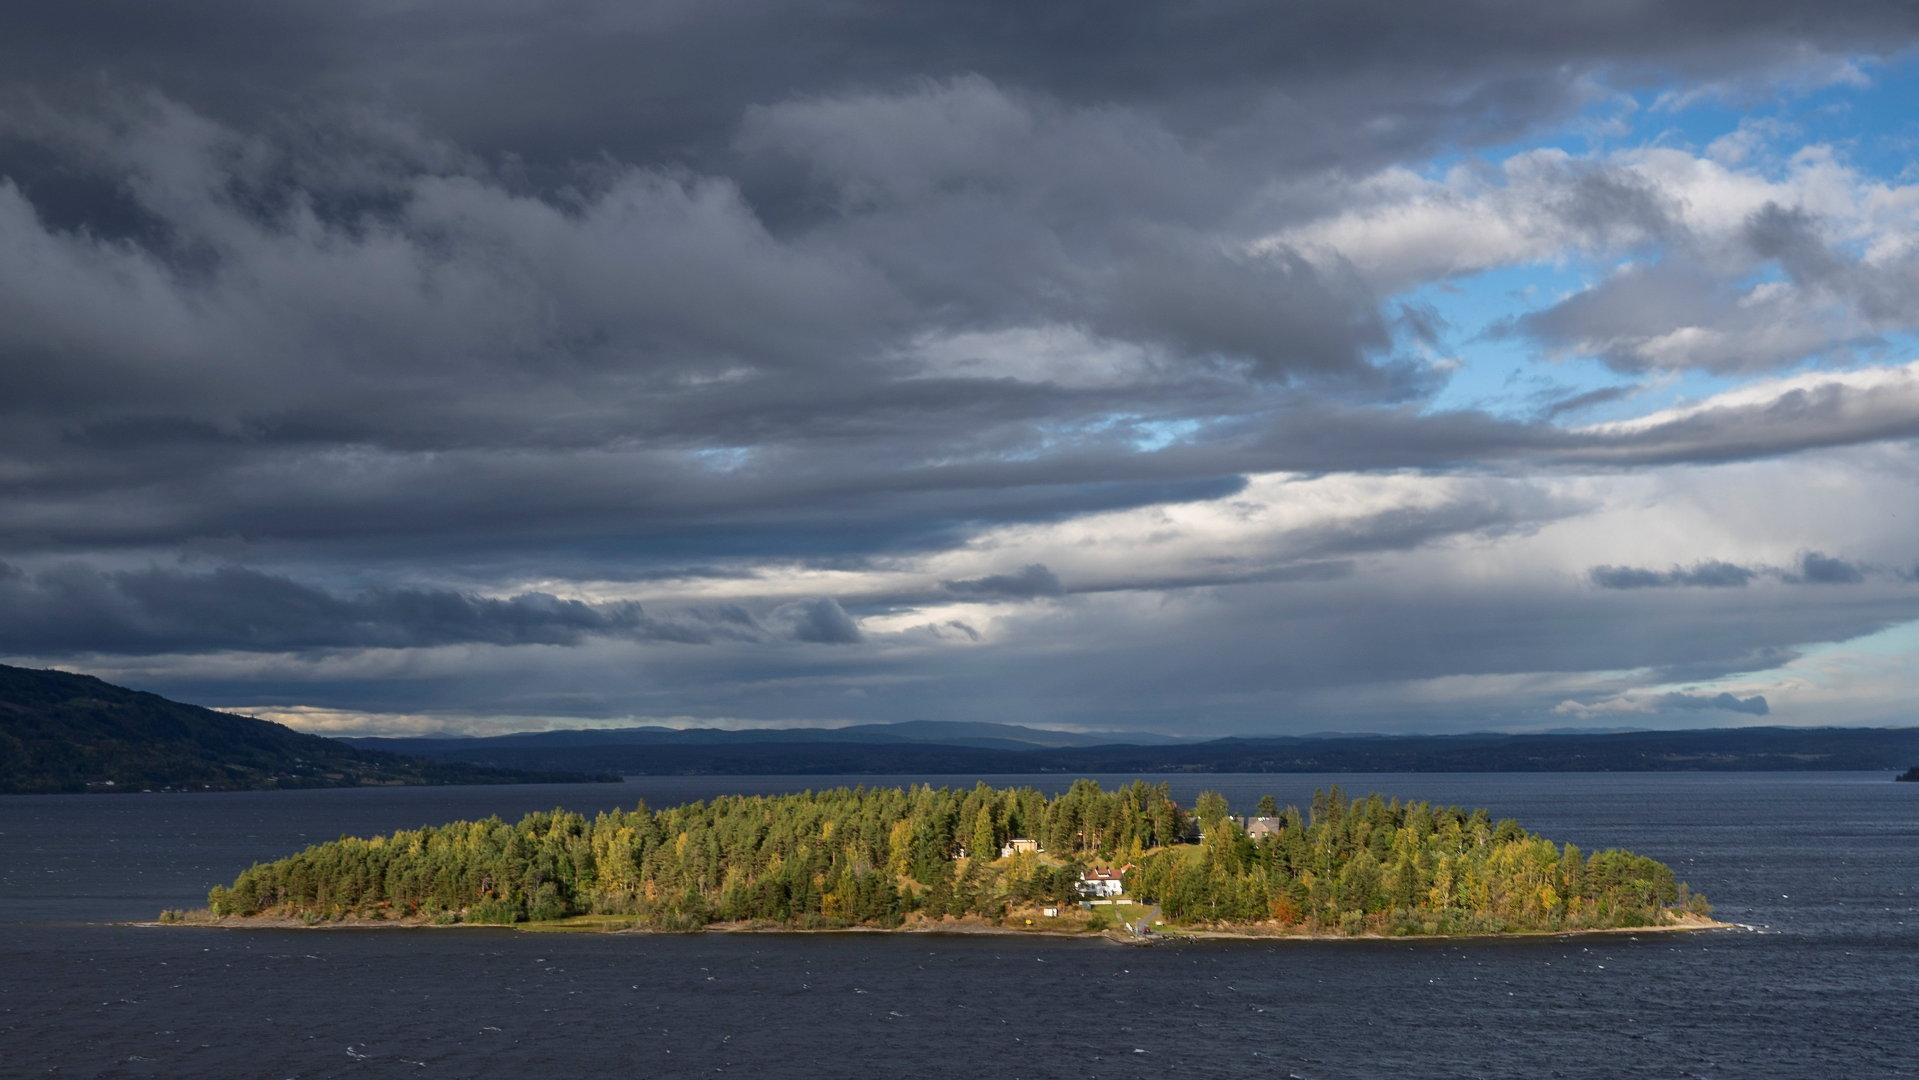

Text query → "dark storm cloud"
[11,0,1916,176]
[0,23,1915,575]
[765,598,864,645]
[1590,561,1759,589]
[0,562,855,654]
[1791,551,1868,585]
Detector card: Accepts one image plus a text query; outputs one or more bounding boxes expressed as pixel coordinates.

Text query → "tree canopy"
[200,781,1709,936]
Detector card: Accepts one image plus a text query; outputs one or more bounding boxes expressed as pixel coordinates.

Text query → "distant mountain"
[0,664,614,793]
[348,718,1187,755]
[348,722,1919,776]
[832,719,1189,749]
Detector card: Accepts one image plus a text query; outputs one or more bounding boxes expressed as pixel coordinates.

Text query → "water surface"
[1,772,1912,1077]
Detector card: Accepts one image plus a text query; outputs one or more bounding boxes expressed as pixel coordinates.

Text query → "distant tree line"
[202,780,1707,935]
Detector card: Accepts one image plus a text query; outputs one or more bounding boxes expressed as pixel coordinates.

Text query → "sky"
[4,1,1919,738]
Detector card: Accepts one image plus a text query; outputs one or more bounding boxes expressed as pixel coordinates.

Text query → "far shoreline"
[134,910,1735,944]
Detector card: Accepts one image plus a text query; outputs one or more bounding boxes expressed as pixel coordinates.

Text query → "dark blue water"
[1,773,1913,1078]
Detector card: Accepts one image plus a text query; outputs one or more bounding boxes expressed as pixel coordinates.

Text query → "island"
[1900,766,1918,782]
[165,781,1723,940]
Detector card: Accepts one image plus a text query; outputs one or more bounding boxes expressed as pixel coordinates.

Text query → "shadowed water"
[1,772,1913,1078]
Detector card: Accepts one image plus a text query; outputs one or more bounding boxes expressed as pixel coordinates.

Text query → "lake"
[0,772,1912,1078]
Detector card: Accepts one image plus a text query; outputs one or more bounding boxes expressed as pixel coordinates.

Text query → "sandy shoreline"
[134,911,1735,943]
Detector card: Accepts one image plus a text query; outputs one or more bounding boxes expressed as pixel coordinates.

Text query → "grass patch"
[516,914,647,933]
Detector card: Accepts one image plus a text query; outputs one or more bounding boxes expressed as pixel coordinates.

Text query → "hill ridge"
[0,663,612,794]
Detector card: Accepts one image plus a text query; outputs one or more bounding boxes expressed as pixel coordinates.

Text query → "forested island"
[1899,766,1918,782]
[173,781,1718,940]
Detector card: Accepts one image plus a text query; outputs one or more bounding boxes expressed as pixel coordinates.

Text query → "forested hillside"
[197,781,1708,936]
[0,664,610,793]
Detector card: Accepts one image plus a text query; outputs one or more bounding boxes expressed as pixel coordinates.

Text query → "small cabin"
[1000,838,1040,857]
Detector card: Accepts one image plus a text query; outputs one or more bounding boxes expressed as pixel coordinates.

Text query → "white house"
[1076,866,1128,898]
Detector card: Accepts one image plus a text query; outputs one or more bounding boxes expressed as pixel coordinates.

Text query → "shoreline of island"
[164,781,1728,946]
[134,909,1734,943]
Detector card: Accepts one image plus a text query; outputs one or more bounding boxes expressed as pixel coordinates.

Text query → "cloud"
[0,562,861,653]
[1590,561,1758,589]
[1791,550,1868,585]
[1287,142,1919,376]
[1590,551,1895,589]
[1275,150,1677,291]
[765,598,864,644]
[1562,360,1919,465]
[942,563,1066,599]
[1539,384,1636,420]
[0,93,1917,579]
[3,3,1919,735]
[1554,690,1771,717]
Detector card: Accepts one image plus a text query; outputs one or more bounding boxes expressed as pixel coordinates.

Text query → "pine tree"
[970,807,996,864]
[1195,790,1230,829]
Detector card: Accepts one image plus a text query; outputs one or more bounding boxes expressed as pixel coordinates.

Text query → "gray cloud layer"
[0,562,856,653]
[943,564,1066,600]
[1590,552,1878,590]
[3,2,1918,731]
[1591,561,1759,589]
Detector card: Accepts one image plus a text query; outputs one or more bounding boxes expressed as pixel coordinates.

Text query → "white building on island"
[1077,866,1129,898]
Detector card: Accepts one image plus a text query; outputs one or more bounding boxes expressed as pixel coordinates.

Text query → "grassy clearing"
[515,914,647,933]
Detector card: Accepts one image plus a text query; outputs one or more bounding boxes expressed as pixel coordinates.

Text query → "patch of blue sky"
[1076,413,1205,453]
[1880,330,1919,364]
[1418,52,1919,183]
[1801,619,1919,662]
[1673,617,1919,702]
[1401,256,1787,424]
[1639,54,1919,178]
[1130,417,1203,451]
[1399,262,1612,418]
[1395,52,1919,427]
